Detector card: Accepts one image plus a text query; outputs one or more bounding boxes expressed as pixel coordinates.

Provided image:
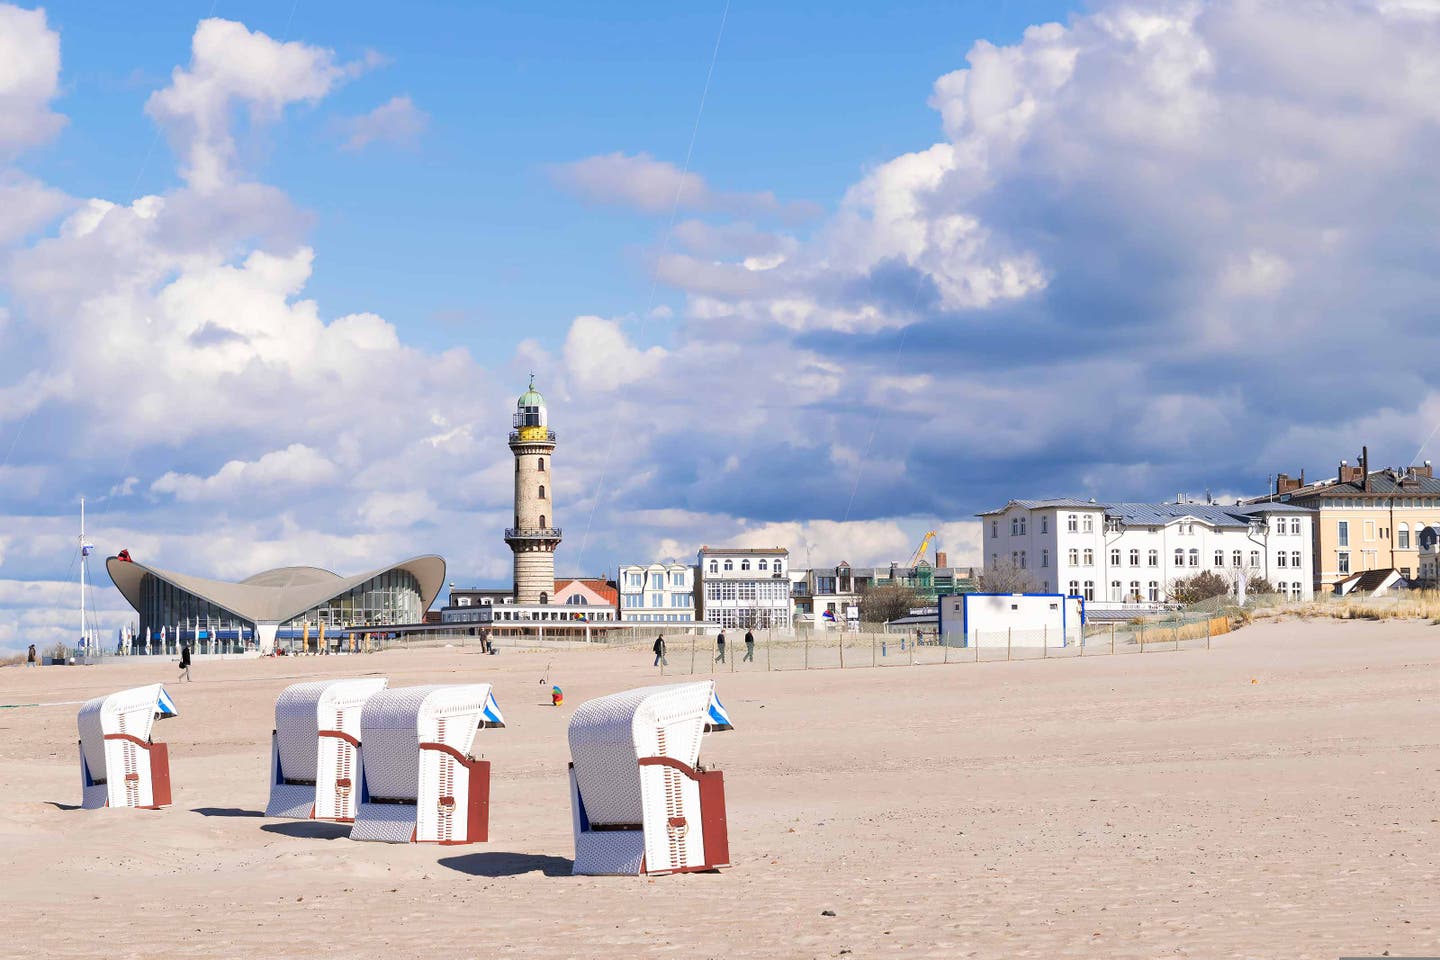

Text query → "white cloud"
[338,95,428,151]
[550,152,821,221]
[151,443,339,501]
[358,489,438,529]
[145,18,371,190]
[562,315,667,392]
[0,5,65,155]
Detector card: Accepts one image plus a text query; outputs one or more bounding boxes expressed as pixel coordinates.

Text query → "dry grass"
[1250,590,1440,623]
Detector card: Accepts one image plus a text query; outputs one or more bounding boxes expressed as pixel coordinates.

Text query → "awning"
[704,689,733,732]
[155,685,179,719]
[481,689,506,728]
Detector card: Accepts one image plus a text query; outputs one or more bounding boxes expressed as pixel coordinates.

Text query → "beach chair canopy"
[360,684,503,802]
[568,680,725,827]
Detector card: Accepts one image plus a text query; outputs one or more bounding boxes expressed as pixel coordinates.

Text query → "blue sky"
[4,0,1440,653]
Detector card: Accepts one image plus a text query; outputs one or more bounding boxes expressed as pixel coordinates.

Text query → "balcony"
[504,527,563,541]
[509,429,557,443]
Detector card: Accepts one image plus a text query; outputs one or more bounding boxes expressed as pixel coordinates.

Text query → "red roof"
[553,578,618,605]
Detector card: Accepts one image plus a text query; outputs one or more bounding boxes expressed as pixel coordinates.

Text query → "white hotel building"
[975,499,1316,603]
[617,561,697,624]
[696,547,793,630]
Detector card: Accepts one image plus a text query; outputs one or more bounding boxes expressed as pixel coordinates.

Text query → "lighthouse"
[505,377,561,603]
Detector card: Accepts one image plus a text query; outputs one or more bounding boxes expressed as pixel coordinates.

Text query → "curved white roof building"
[106,555,446,654]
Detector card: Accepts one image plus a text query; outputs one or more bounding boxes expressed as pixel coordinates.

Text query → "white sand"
[1,618,1436,959]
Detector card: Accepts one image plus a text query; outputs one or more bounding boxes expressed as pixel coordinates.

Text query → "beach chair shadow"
[193,807,264,818]
[438,852,572,877]
[46,802,82,811]
[261,821,351,841]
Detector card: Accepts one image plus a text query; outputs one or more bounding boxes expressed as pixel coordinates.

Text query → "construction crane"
[906,530,937,568]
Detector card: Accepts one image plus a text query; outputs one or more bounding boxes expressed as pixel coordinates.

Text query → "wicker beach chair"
[266,678,389,821]
[349,684,505,844]
[567,680,734,875]
[77,683,178,810]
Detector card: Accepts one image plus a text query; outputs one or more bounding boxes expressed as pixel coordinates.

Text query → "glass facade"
[138,574,253,652]
[280,568,423,631]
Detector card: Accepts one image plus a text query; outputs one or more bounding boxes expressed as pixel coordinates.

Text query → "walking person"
[178,642,192,682]
[714,630,726,664]
[652,633,668,668]
[26,643,37,668]
[742,629,755,663]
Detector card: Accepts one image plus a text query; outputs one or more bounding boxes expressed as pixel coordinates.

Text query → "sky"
[4,0,1440,654]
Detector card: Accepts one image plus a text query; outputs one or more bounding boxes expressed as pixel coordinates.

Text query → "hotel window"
[1019,517,1027,534]
[1277,552,1288,567]
[1290,518,1301,535]
[1083,548,1094,566]
[1148,549,1159,567]
[1129,580,1140,600]
[1110,549,1121,566]
[1041,516,1048,533]
[723,560,733,571]
[1012,552,1019,567]
[1398,523,1410,549]
[1083,580,1095,601]
[1068,580,1080,596]
[1129,549,1140,566]
[1188,548,1200,567]
[1292,550,1302,567]
[1068,548,1079,565]
[1338,551,1350,574]
[992,521,999,538]
[1109,580,1123,601]
[741,560,750,571]
[1041,549,1049,568]
[774,561,783,574]
[1291,583,1301,599]
[1083,515,1094,533]
[672,572,685,586]
[1011,518,1019,535]
[1232,550,1242,567]
[1020,551,1027,569]
[1067,514,1078,532]
[1214,550,1224,567]
[1174,548,1185,567]
[1148,580,1160,601]
[1275,581,1287,597]
[1250,550,1260,567]
[758,559,768,571]
[709,561,718,573]
[1337,521,1349,547]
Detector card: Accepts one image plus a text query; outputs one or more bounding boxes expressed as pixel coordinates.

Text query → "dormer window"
[709,561,718,573]
[723,560,733,571]
[758,560,768,570]
[741,560,751,571]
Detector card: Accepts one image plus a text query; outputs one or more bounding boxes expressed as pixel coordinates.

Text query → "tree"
[1243,576,1277,595]
[860,583,920,623]
[1167,570,1230,604]
[974,559,1037,594]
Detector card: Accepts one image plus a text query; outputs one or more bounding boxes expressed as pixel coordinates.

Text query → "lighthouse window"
[539,485,546,500]
[539,515,546,528]
[538,458,545,471]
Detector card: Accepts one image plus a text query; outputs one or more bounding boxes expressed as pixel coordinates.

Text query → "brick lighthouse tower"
[505,377,561,603]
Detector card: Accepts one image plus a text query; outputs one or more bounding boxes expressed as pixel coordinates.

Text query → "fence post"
[1007,628,1012,661]
[691,635,697,675]
[871,632,876,668]
[943,634,949,664]
[1207,617,1212,651]
[804,631,809,670]
[1043,624,1048,659]
[839,633,845,669]
[1139,622,1145,651]
[1110,623,1115,655]
[767,629,772,672]
[909,634,915,666]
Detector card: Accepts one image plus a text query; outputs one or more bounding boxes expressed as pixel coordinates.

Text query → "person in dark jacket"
[652,634,668,667]
[742,629,755,662]
[178,642,192,682]
[714,631,726,663]
[26,644,37,668]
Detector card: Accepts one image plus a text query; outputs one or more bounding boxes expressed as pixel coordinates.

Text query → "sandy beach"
[1,618,1436,959]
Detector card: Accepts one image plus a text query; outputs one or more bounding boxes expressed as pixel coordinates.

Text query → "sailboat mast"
[79,496,87,652]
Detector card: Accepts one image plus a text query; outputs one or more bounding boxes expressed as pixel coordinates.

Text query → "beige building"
[1245,447,1439,593]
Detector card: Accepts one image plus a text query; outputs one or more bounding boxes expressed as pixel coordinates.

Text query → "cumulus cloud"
[550,152,821,222]
[146,18,373,190]
[338,95,428,151]
[0,5,65,155]
[152,443,339,501]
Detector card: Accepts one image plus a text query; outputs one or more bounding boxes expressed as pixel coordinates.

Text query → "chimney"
[1362,446,1370,492]
[1275,473,1302,495]
[1416,461,1434,479]
[935,550,948,569]
[1339,459,1361,484]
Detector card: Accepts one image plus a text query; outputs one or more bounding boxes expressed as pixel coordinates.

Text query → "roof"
[106,555,446,625]
[554,578,619,605]
[977,498,1103,516]
[698,546,788,556]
